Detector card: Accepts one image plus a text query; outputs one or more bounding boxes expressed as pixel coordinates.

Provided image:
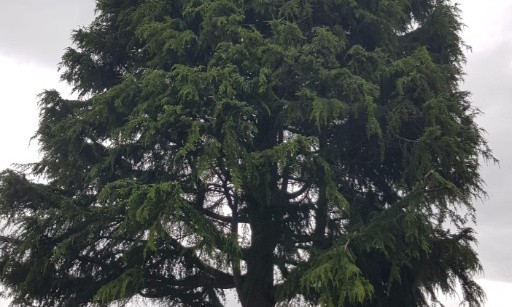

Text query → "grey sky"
[0,0,95,68]
[460,7,512,281]
[0,1,511,306]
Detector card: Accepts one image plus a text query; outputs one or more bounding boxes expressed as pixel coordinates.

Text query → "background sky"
[0,1,511,306]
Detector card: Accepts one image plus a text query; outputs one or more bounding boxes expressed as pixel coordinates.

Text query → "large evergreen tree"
[0,0,494,306]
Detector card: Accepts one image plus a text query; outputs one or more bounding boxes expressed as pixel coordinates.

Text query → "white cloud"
[439,279,512,307]
[459,0,512,53]
[0,55,78,171]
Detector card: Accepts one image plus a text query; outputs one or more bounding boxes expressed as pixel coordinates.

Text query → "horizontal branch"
[161,233,236,289]
[285,183,310,200]
[198,207,249,224]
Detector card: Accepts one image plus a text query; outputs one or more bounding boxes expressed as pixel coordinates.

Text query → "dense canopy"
[0,0,493,306]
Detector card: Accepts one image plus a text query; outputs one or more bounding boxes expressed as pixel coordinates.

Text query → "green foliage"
[0,0,493,306]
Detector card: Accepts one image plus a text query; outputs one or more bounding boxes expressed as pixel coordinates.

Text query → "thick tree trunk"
[240,208,276,307]
[240,120,279,307]
[240,248,275,307]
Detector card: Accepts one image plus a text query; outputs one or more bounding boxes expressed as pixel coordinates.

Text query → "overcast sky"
[0,1,511,306]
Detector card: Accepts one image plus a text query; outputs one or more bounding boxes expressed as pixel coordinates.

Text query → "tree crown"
[0,1,493,306]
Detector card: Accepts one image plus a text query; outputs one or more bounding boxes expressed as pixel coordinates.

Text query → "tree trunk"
[240,208,276,307]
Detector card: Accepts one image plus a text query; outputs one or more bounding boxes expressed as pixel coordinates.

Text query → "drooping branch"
[161,231,235,289]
